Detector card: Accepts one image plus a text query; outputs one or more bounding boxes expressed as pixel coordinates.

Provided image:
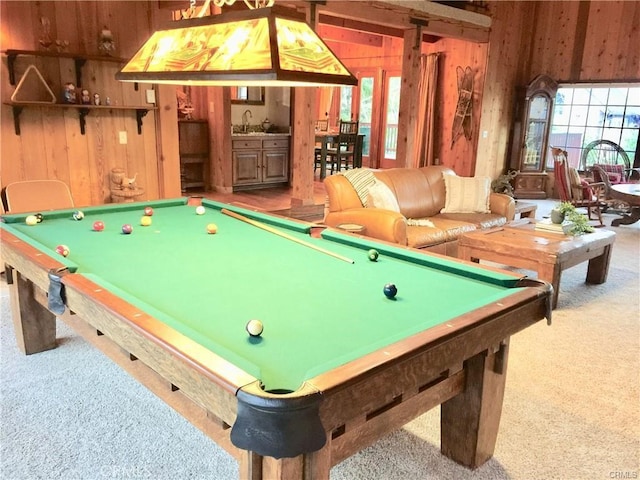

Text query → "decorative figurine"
[81,89,91,105]
[93,93,101,106]
[38,16,53,50]
[63,83,77,104]
[54,39,69,53]
[98,26,116,56]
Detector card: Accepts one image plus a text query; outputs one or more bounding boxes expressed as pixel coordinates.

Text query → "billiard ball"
[246,319,264,337]
[195,205,206,215]
[140,216,152,226]
[383,283,398,299]
[122,224,133,234]
[34,213,43,223]
[206,223,218,234]
[72,210,85,221]
[55,245,70,257]
[368,249,379,261]
[93,221,105,232]
[144,206,154,216]
[25,215,38,226]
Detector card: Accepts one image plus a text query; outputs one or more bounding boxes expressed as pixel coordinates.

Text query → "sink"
[232,132,289,136]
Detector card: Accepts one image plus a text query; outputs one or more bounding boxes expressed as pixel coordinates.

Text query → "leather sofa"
[323,166,515,256]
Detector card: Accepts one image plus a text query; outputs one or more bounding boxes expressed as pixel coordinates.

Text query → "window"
[548,84,639,169]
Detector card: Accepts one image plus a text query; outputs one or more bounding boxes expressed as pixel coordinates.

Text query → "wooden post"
[396,23,423,168]
[155,84,182,198]
[208,86,233,193]
[289,5,318,211]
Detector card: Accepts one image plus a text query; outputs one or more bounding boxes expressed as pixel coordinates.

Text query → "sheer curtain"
[412,53,440,168]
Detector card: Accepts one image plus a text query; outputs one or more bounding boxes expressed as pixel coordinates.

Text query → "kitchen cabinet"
[232,135,289,190]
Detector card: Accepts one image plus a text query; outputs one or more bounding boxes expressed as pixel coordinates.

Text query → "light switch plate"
[145,89,156,104]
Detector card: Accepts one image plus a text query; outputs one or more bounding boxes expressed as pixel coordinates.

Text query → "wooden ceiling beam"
[317,21,384,47]
[316,1,490,43]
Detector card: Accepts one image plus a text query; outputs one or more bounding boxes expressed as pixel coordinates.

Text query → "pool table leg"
[6,267,57,355]
[440,340,509,468]
[239,441,331,480]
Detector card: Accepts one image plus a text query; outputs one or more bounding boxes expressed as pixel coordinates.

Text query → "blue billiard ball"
[383,283,397,299]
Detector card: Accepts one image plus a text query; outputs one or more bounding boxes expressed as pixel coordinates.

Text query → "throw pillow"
[441,174,491,213]
[368,180,401,212]
[568,168,584,200]
[407,218,435,227]
[342,168,376,207]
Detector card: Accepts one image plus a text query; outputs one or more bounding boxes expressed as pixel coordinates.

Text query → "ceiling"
[294,1,492,43]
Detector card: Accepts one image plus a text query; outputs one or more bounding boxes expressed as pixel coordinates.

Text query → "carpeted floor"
[1,203,638,480]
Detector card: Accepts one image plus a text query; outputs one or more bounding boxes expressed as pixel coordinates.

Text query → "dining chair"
[326,120,359,174]
[4,179,75,213]
[314,119,329,132]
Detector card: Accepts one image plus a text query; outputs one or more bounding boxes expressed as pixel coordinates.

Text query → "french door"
[315,68,399,169]
[379,70,401,169]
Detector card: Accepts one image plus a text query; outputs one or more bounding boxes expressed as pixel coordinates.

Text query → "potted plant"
[554,201,595,235]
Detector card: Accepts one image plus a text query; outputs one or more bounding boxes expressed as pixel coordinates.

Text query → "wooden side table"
[514,200,537,219]
[337,223,366,235]
[458,221,615,309]
[111,187,145,203]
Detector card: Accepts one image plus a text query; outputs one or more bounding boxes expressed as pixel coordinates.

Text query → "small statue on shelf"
[81,89,91,105]
[63,83,77,104]
[93,93,101,105]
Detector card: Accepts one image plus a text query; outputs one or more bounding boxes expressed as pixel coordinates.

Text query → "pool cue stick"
[220,208,354,264]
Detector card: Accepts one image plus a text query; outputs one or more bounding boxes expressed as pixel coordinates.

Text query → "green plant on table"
[556,201,595,235]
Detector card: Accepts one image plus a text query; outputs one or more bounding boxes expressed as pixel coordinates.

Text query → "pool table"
[1,198,551,479]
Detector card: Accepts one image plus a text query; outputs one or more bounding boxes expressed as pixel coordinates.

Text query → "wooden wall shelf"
[3,102,155,135]
[3,49,130,87]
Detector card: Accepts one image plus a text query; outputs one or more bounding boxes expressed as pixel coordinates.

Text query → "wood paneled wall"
[1,1,162,207]
[2,1,638,207]
[477,0,640,180]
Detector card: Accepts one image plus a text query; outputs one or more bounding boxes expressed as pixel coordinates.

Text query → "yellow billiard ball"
[206,223,218,234]
[140,216,152,226]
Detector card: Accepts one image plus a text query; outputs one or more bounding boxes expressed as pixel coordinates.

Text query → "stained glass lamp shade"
[116,7,357,87]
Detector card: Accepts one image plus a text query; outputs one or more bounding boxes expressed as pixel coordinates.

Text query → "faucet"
[242,109,252,133]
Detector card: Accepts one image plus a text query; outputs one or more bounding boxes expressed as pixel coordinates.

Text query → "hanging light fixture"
[116,4,357,87]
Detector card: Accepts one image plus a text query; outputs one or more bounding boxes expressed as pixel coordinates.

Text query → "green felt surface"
[1,199,523,392]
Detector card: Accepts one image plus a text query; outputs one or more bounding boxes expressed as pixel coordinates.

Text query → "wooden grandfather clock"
[512,74,558,199]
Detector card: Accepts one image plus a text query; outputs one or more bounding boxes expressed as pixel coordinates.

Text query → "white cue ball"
[246,319,264,337]
[195,205,206,215]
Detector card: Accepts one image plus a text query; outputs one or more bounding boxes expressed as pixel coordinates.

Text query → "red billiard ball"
[93,221,105,232]
[144,206,154,216]
[55,245,70,257]
[122,224,133,234]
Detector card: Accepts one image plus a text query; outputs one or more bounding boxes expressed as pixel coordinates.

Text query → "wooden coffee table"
[458,220,616,309]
